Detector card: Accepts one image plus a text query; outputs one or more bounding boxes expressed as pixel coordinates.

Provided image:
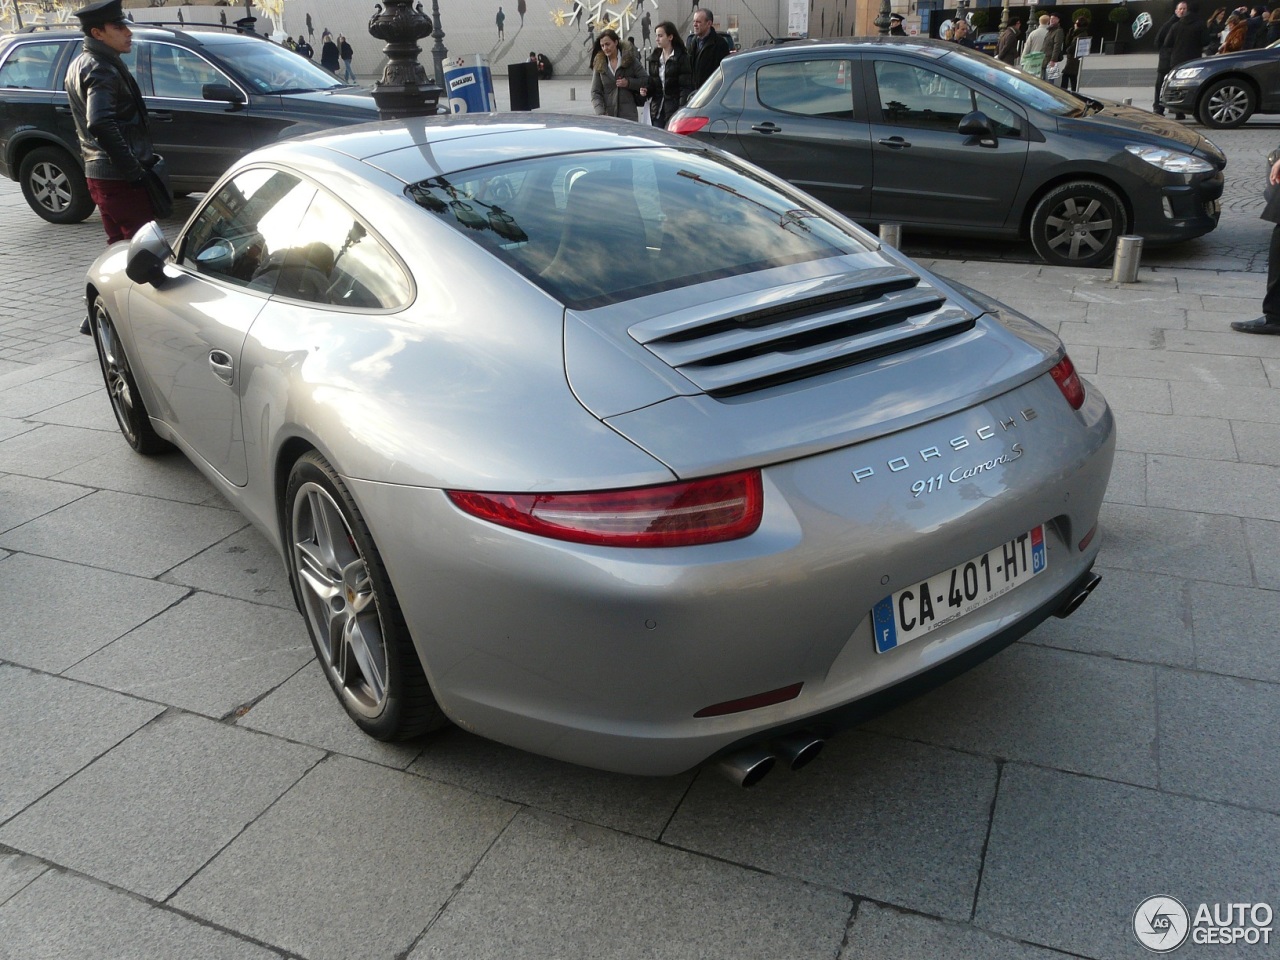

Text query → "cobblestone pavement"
[1,103,1278,960]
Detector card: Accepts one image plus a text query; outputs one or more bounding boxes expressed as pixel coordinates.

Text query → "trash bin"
[443,55,497,114]
[508,61,540,111]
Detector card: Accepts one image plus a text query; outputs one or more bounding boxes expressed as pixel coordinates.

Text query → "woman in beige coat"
[590,30,648,120]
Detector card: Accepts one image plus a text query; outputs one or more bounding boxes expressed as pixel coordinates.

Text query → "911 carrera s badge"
[850,408,1037,484]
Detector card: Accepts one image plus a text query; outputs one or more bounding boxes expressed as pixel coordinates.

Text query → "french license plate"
[872,525,1047,654]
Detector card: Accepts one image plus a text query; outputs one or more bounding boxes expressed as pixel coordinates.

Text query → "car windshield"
[220,39,347,94]
[408,146,874,309]
[944,50,1085,116]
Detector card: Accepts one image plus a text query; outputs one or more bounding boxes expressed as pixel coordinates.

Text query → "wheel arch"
[8,130,82,175]
[1019,171,1134,240]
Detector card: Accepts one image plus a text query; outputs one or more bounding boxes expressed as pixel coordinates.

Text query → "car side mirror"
[125,221,174,287]
[203,82,246,106]
[958,110,998,146]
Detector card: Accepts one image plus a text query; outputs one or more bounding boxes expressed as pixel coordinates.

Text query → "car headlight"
[1125,144,1215,174]
[1171,66,1205,80]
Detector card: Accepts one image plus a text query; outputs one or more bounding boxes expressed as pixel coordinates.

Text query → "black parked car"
[0,24,380,223]
[1160,41,1280,128]
[669,38,1226,267]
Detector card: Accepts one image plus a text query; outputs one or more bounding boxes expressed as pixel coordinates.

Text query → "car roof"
[723,36,973,65]
[0,23,275,49]
[267,115,693,183]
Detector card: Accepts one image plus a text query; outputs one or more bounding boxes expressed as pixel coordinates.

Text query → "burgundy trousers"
[86,177,155,245]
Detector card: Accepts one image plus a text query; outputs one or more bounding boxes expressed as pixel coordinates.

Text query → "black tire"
[285,451,447,741]
[1029,180,1128,268]
[90,297,172,455]
[18,145,96,224]
[1197,77,1256,129]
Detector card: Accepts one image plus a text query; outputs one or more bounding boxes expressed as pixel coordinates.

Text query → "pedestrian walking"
[339,35,356,83]
[1061,16,1090,92]
[1021,14,1050,77]
[320,33,340,73]
[1235,152,1280,335]
[296,35,313,59]
[996,19,1021,64]
[496,5,505,39]
[64,0,159,245]
[889,13,907,35]
[646,20,692,128]
[590,30,647,120]
[688,8,730,90]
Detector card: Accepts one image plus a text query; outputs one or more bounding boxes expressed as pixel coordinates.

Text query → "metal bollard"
[879,223,902,249]
[1111,235,1143,283]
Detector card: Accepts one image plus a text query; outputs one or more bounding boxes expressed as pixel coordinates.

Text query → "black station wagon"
[0,24,380,223]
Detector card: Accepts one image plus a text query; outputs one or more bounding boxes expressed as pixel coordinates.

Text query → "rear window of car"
[0,40,67,90]
[407,146,873,310]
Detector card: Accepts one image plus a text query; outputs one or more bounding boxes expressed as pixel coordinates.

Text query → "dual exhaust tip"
[717,731,824,788]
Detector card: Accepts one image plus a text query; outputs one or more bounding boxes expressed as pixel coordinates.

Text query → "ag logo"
[1134,896,1190,953]
[1132,11,1154,38]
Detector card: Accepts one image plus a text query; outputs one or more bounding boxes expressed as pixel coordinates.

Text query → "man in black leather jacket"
[65,0,157,244]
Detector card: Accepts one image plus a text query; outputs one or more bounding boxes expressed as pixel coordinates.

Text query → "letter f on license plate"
[872,525,1047,654]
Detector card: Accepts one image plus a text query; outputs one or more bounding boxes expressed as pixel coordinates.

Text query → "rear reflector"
[1049,354,1086,410]
[1078,523,1097,552]
[447,469,763,547]
[694,683,803,718]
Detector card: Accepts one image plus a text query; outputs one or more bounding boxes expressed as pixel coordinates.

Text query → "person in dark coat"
[646,20,693,128]
[1161,4,1209,117]
[1061,16,1090,92]
[320,35,340,73]
[339,35,356,83]
[889,13,907,35]
[1233,150,1280,334]
[296,35,313,59]
[688,7,730,90]
[1154,2,1191,116]
[995,19,1021,64]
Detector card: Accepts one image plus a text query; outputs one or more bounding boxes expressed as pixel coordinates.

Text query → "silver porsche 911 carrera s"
[84,115,1114,785]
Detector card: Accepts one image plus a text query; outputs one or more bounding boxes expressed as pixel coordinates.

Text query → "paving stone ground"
[0,71,1277,960]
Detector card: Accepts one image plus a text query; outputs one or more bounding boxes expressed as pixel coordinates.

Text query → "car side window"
[0,41,65,90]
[181,168,315,292]
[875,61,974,131]
[272,189,412,309]
[756,60,855,119]
[146,42,228,100]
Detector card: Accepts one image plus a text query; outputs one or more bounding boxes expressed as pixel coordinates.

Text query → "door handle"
[150,111,174,122]
[750,122,781,133]
[878,136,911,149]
[54,105,73,114]
[209,350,234,386]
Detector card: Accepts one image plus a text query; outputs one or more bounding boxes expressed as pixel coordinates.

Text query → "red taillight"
[668,115,710,135]
[1049,354,1086,410]
[447,470,763,547]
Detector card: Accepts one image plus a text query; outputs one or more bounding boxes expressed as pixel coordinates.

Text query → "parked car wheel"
[1197,77,1255,128]
[286,451,447,741]
[1029,181,1128,268]
[19,145,96,223]
[91,298,172,455]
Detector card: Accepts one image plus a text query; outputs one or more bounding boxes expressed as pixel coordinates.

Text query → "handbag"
[640,99,652,125]
[143,154,173,219]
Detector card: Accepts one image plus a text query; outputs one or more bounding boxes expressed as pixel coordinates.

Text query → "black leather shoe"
[1231,317,1280,335]
[1175,112,1187,120]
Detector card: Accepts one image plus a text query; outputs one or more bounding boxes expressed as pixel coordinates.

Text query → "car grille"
[628,267,975,397]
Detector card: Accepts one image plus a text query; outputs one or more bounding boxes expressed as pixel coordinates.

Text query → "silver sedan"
[85,116,1115,784]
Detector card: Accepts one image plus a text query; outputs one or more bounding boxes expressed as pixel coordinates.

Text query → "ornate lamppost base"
[368,0,443,119]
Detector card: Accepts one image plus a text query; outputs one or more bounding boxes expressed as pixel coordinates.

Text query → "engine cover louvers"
[628,268,976,398]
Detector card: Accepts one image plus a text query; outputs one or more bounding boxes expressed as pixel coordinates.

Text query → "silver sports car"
[86,116,1115,785]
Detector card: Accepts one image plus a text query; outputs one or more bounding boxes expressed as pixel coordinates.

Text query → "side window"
[274,190,411,309]
[182,168,315,292]
[147,43,228,100]
[875,62,974,131]
[757,59,855,119]
[976,92,1021,138]
[0,41,66,90]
